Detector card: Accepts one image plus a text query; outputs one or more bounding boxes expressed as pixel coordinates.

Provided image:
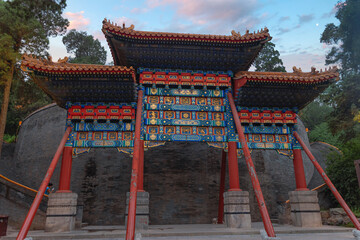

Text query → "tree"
[326,136,360,208]
[252,42,286,72]
[62,30,107,65]
[299,101,334,131]
[4,71,52,136]
[0,0,69,157]
[320,0,360,139]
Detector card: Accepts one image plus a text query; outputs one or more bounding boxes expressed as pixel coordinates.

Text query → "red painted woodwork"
[250,110,261,124]
[138,140,145,192]
[193,73,204,86]
[167,72,179,85]
[273,110,284,124]
[120,106,135,120]
[125,90,144,240]
[217,150,227,224]
[261,110,272,124]
[218,75,231,87]
[293,132,360,230]
[228,142,241,191]
[239,110,250,123]
[83,106,95,120]
[154,72,166,84]
[17,127,72,240]
[108,106,120,120]
[227,92,276,238]
[58,147,73,192]
[284,111,296,124]
[292,149,308,191]
[205,74,217,86]
[68,106,82,120]
[95,106,108,120]
[180,73,192,86]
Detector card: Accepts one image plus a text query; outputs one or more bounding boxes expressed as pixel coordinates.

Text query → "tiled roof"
[235,66,340,84]
[21,54,134,75]
[102,19,272,44]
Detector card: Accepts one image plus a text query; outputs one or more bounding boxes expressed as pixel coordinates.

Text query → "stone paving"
[2,223,356,240]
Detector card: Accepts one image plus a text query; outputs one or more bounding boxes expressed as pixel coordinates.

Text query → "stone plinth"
[125,191,149,230]
[45,192,78,232]
[223,191,251,228]
[289,190,322,227]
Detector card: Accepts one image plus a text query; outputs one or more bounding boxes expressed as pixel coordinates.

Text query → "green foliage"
[320,0,360,140]
[252,42,286,72]
[0,0,68,139]
[308,122,342,146]
[62,30,107,65]
[4,70,52,135]
[0,0,69,56]
[0,34,18,83]
[299,101,334,130]
[299,101,342,146]
[326,136,360,208]
[3,134,15,143]
[321,0,360,73]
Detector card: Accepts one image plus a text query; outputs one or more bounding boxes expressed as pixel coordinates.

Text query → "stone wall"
[0,104,337,226]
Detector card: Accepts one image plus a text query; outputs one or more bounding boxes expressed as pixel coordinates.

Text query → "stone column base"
[125,191,149,230]
[45,192,78,232]
[289,190,322,227]
[224,191,251,228]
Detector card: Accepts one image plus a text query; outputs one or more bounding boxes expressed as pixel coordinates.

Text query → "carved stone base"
[223,191,251,228]
[125,191,149,230]
[45,192,77,232]
[289,191,322,227]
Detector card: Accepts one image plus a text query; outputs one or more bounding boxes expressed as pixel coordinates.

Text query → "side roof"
[233,66,339,109]
[21,55,137,108]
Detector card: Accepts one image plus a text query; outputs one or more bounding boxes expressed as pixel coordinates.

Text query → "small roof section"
[102,19,271,72]
[21,54,134,75]
[233,66,339,109]
[21,55,137,108]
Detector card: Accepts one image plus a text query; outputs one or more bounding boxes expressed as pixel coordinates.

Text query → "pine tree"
[252,42,286,72]
[0,0,69,157]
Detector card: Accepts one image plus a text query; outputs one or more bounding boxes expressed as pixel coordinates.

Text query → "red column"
[228,142,241,191]
[17,127,72,240]
[292,149,308,191]
[294,132,360,230]
[126,90,143,240]
[58,146,73,192]
[138,140,145,192]
[217,150,227,223]
[227,92,276,238]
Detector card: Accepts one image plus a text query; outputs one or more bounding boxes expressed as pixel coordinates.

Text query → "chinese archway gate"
[17,19,360,240]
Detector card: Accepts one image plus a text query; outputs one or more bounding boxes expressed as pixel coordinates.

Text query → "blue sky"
[49,0,340,72]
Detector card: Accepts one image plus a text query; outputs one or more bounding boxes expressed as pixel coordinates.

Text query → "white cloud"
[64,11,90,30]
[282,53,328,72]
[142,0,265,34]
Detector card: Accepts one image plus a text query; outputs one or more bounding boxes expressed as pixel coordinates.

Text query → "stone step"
[3,223,352,240]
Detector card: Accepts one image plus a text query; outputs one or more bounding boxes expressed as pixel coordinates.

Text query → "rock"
[330,208,346,216]
[320,210,330,224]
[326,208,351,225]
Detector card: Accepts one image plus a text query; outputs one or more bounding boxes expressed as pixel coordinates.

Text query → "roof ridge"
[21,54,134,74]
[234,66,340,82]
[102,18,272,42]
